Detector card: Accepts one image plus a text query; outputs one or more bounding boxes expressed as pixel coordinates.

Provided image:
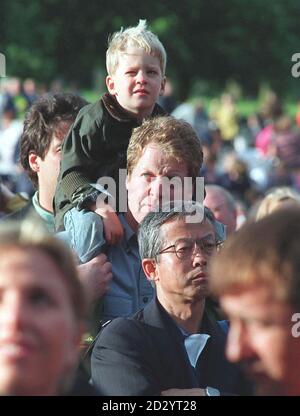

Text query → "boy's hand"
[94,203,124,245]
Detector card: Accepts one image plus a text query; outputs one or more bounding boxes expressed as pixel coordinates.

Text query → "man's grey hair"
[138,200,225,260]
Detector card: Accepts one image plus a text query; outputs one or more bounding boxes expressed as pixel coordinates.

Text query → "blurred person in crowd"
[270,117,300,193]
[91,202,250,396]
[0,218,96,395]
[158,79,177,113]
[204,185,237,235]
[210,207,300,395]
[255,186,300,220]
[213,93,239,145]
[22,78,38,108]
[0,107,23,191]
[0,180,28,218]
[217,152,254,205]
[2,78,28,119]
[255,91,283,157]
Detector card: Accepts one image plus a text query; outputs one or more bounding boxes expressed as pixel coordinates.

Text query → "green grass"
[80,90,298,119]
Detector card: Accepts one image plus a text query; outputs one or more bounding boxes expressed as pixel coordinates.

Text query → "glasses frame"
[156,237,223,260]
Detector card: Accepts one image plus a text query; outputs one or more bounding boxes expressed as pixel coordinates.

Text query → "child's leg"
[64,207,106,263]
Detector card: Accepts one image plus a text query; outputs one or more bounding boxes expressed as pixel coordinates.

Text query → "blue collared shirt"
[102,214,154,321]
[32,191,55,232]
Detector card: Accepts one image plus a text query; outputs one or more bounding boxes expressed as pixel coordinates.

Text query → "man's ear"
[106,75,116,96]
[142,258,159,283]
[159,76,166,96]
[28,152,40,173]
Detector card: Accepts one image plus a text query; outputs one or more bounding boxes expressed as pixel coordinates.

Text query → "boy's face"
[106,47,165,120]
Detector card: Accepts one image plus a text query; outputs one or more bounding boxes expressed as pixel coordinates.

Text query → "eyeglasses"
[156,237,222,260]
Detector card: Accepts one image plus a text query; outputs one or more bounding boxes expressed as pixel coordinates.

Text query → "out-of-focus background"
[1,0,300,218]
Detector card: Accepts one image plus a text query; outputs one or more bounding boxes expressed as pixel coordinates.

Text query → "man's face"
[125,143,191,230]
[106,47,165,120]
[0,247,81,395]
[149,218,216,303]
[221,285,300,395]
[34,121,72,207]
[204,189,236,235]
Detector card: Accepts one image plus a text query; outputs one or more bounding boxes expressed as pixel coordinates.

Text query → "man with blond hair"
[210,207,300,395]
[72,116,204,326]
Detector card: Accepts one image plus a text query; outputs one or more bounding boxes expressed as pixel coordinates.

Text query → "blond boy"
[54,20,166,263]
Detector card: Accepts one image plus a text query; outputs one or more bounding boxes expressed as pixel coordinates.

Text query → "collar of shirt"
[179,326,211,368]
[102,92,166,123]
[32,191,55,232]
[118,213,138,254]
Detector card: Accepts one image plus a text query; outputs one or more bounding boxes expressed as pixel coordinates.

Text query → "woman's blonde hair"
[256,187,300,220]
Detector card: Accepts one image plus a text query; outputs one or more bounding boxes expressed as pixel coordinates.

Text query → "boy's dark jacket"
[54,93,166,231]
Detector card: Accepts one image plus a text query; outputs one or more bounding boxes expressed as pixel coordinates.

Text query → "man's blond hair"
[106,19,167,76]
[127,116,203,181]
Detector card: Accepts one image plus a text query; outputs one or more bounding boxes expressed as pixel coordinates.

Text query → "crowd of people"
[0,20,300,396]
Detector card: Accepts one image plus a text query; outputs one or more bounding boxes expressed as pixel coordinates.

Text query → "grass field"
[81,90,298,119]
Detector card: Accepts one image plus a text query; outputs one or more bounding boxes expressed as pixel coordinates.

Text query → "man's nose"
[149,176,163,199]
[192,247,207,267]
[0,293,26,333]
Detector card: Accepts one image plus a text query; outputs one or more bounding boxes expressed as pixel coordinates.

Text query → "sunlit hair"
[106,19,167,76]
[127,116,203,181]
[0,218,87,320]
[255,186,300,220]
[210,207,300,310]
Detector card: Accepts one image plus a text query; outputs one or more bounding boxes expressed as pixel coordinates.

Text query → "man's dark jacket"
[91,297,251,396]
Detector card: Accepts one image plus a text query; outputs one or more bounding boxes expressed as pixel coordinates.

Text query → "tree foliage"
[1,0,300,99]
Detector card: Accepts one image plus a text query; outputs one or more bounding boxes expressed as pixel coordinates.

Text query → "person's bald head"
[204,185,237,235]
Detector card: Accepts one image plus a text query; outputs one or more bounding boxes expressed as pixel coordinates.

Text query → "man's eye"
[203,243,215,251]
[177,244,192,253]
[29,289,54,307]
[141,173,152,179]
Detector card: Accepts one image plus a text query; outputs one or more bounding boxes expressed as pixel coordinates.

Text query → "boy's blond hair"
[106,19,167,76]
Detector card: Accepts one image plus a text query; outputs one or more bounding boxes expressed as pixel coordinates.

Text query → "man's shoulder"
[101,310,146,335]
[93,314,149,354]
